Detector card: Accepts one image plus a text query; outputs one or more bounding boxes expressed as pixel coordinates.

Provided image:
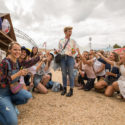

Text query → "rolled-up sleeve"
[58,40,62,51]
[21,56,40,68]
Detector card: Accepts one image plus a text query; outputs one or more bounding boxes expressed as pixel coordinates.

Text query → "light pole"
[89,37,92,50]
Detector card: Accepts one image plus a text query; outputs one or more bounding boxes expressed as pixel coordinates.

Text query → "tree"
[123,45,125,48]
[113,44,121,49]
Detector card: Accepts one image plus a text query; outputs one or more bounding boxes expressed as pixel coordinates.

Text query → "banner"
[113,48,125,53]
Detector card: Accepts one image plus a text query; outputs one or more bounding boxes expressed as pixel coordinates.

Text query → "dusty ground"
[18,70,125,125]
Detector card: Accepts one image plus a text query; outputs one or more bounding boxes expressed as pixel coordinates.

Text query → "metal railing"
[14,28,38,47]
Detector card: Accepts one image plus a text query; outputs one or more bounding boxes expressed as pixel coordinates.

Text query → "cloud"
[31,0,104,23]
[32,0,72,22]
[0,0,9,12]
[70,0,104,22]
[4,0,34,28]
[104,0,125,11]
[1,0,125,50]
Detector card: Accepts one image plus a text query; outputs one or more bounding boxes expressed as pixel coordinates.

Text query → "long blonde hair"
[118,50,125,65]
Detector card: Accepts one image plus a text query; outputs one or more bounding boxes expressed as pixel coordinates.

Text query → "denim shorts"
[33,74,43,87]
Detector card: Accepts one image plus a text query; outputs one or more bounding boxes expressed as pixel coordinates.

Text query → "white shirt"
[93,59,105,76]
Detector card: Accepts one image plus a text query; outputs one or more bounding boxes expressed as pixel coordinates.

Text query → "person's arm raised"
[44,61,50,72]
[106,72,117,77]
[82,56,93,66]
[36,60,44,72]
[97,53,114,66]
[76,48,93,66]
[21,56,40,68]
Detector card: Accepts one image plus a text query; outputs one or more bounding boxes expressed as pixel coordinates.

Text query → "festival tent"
[0,13,16,51]
[113,48,125,53]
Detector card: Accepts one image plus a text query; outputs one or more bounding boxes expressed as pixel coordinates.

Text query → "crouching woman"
[0,42,32,125]
[33,52,54,94]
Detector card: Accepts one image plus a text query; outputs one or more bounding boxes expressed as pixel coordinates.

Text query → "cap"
[21,46,31,56]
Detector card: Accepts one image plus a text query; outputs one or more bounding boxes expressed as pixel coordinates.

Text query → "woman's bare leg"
[94,80,107,89]
[42,75,50,86]
[112,82,119,91]
[105,86,114,97]
[36,83,48,94]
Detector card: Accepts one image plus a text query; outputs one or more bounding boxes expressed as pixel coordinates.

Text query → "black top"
[98,58,120,79]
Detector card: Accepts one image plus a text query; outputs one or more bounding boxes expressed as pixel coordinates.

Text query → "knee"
[68,71,74,79]
[112,82,118,89]
[45,75,51,82]
[25,91,32,99]
[95,81,106,89]
[62,71,67,78]
[105,91,112,97]
[7,117,18,125]
[21,91,32,103]
[94,83,98,88]
[94,82,101,89]
[44,89,48,94]
[105,87,113,97]
[40,89,48,94]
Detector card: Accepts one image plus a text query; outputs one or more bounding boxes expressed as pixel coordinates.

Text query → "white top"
[27,64,37,75]
[20,76,25,84]
[119,65,125,80]
[93,59,105,76]
[117,65,125,98]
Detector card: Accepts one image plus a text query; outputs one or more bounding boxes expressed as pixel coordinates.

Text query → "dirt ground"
[18,70,125,125]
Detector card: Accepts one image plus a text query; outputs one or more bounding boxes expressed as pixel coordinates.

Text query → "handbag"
[5,59,23,94]
[55,39,70,64]
[55,53,62,64]
[10,82,23,94]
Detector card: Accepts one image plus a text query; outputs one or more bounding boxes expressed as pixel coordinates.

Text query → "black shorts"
[104,76,117,85]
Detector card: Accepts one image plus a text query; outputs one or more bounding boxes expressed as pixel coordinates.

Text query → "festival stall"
[0,13,16,61]
[0,13,16,51]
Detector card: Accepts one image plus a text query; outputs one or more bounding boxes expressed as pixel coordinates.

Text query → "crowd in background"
[0,41,125,125]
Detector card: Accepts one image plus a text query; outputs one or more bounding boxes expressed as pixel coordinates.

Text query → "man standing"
[58,26,78,97]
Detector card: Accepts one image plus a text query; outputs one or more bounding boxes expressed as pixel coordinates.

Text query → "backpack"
[46,81,63,92]
[52,82,63,92]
